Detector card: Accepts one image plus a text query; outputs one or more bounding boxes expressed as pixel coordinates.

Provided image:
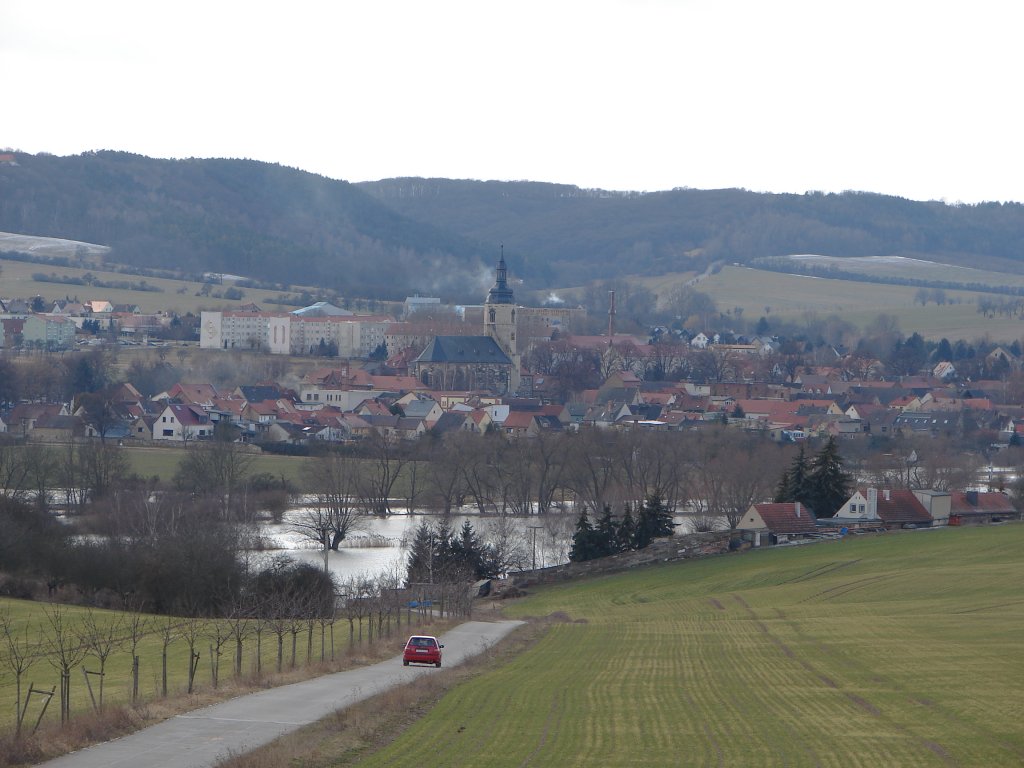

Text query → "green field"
[357,525,1024,767]
[698,266,1024,341]
[0,255,397,317]
[780,254,1024,288]
[123,445,312,487]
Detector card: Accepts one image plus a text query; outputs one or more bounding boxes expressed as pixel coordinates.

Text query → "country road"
[35,620,525,768]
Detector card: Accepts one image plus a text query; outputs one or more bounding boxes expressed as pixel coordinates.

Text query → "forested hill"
[359,178,1024,282]
[0,152,497,300]
[5,151,1024,301]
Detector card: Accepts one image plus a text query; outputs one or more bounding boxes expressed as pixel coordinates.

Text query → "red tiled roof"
[751,503,819,534]
[865,488,933,525]
[950,491,1015,516]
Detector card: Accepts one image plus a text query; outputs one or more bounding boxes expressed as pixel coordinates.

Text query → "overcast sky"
[4,1,1023,203]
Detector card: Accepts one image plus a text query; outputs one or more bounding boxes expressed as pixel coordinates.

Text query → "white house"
[153,403,212,441]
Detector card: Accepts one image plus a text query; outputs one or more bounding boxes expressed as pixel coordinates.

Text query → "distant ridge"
[4,152,1024,302]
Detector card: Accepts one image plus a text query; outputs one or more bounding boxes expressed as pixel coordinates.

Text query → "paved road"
[38,620,524,768]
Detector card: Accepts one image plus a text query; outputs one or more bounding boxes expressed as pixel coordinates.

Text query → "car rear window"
[410,637,436,647]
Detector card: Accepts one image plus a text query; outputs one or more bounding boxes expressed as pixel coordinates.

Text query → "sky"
[4,1,1024,204]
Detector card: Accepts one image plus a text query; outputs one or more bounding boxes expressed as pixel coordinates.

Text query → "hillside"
[0,152,494,301]
[6,152,1024,303]
[360,178,1024,286]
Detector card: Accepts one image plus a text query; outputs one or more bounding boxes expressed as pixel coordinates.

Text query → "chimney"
[795,501,801,517]
[868,487,878,519]
[884,489,891,501]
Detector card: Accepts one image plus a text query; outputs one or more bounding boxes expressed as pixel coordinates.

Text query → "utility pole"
[528,525,543,571]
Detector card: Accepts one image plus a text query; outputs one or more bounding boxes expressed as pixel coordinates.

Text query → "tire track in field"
[784,559,862,583]
[517,688,565,768]
[797,573,897,603]
[772,607,1023,764]
[730,595,825,766]
[951,599,1024,614]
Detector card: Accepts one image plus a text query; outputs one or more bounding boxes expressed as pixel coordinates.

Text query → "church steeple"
[484,245,520,393]
[486,244,515,305]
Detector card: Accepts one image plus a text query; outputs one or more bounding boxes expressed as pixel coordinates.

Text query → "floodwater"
[254,506,579,582]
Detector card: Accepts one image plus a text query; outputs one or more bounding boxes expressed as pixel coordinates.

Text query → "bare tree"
[174,427,255,520]
[80,609,124,711]
[298,453,366,571]
[564,429,627,515]
[0,441,31,501]
[42,604,89,723]
[483,516,529,576]
[181,617,205,694]
[354,433,408,516]
[124,603,151,702]
[1,608,39,736]
[159,618,178,697]
[424,436,468,513]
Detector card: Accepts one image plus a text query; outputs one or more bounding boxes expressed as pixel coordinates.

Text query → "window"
[163,429,174,437]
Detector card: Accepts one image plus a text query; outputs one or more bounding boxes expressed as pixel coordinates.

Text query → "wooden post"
[132,655,140,702]
[82,668,99,712]
[30,685,56,736]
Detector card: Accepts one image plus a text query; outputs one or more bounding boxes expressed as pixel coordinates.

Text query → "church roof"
[486,255,515,305]
[414,336,512,365]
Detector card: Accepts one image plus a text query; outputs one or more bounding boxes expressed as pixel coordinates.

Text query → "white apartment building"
[200,307,390,358]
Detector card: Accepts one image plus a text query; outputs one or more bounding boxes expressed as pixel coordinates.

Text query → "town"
[1,253,1022,766]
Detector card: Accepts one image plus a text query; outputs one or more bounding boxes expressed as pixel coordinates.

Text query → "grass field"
[123,445,312,487]
[351,525,1024,767]
[0,254,397,317]
[783,254,1024,289]
[698,266,1024,341]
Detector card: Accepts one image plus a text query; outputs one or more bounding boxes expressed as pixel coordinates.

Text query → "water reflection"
[255,507,578,582]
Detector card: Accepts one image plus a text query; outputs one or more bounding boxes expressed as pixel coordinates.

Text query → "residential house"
[737,502,819,546]
[4,402,68,437]
[832,487,935,529]
[30,413,84,442]
[153,403,212,441]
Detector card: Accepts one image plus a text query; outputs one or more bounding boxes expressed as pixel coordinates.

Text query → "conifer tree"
[569,508,599,562]
[617,505,637,552]
[405,521,438,586]
[806,437,852,518]
[776,446,811,505]
[596,505,619,557]
[634,493,675,549]
[773,469,791,504]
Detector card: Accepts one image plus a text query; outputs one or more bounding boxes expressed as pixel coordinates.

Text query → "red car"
[403,635,444,667]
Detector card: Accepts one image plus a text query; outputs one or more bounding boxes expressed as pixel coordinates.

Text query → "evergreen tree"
[595,505,619,557]
[773,469,791,504]
[634,493,675,549]
[451,520,489,579]
[569,508,599,562]
[777,446,811,505]
[806,437,853,518]
[404,521,438,586]
[616,505,637,552]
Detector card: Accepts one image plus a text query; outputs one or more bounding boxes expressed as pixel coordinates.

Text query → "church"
[412,254,522,394]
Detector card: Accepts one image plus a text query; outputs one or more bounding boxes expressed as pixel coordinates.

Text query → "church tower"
[485,248,521,393]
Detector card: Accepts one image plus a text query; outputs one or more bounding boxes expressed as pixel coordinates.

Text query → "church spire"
[486,244,514,305]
